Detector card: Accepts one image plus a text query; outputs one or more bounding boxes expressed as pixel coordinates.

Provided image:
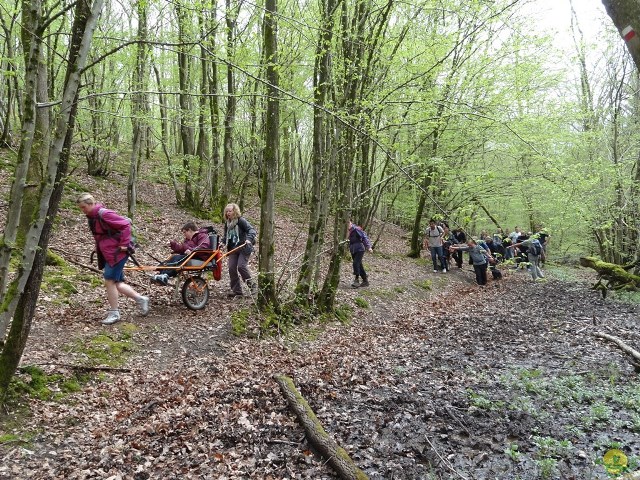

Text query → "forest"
[1,0,640,478]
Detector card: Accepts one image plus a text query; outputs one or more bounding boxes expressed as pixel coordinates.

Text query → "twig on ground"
[424,435,468,480]
[29,363,131,373]
[595,332,640,372]
[50,246,101,273]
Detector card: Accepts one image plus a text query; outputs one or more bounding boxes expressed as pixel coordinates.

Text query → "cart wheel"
[181,276,209,310]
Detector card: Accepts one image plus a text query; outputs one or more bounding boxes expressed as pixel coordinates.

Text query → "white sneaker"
[102,310,120,325]
[153,274,169,286]
[433,269,437,273]
[442,269,447,273]
[136,295,149,316]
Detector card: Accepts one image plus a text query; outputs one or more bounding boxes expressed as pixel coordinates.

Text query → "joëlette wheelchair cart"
[124,228,245,310]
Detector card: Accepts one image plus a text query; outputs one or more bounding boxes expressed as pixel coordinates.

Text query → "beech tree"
[257,0,279,307]
[602,0,640,71]
[0,0,104,400]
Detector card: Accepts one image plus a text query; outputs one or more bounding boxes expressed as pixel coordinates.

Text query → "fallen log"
[595,332,640,372]
[579,257,640,297]
[274,374,368,480]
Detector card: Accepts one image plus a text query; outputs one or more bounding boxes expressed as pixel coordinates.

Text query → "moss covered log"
[274,374,369,480]
[579,257,640,292]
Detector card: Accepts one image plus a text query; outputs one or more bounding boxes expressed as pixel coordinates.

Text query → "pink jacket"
[87,204,132,267]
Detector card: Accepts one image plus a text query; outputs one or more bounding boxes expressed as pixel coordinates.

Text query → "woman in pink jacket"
[77,193,149,325]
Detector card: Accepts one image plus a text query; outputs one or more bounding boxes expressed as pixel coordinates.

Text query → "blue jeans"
[430,246,446,270]
[158,254,188,277]
[527,253,544,280]
[504,247,513,260]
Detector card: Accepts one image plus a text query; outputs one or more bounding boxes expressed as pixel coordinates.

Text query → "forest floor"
[1,166,640,480]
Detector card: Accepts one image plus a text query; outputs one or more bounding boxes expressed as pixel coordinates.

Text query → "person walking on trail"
[442,225,456,272]
[510,236,545,281]
[223,203,257,297]
[452,227,467,268]
[152,222,211,286]
[509,226,521,254]
[449,238,494,286]
[77,193,149,325]
[348,220,373,288]
[536,228,550,264]
[424,219,446,273]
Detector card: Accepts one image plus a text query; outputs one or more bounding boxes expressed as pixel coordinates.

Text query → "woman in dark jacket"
[348,220,373,288]
[223,203,257,297]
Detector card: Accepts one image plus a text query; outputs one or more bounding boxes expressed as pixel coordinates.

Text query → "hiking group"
[424,219,549,286]
[78,190,548,323]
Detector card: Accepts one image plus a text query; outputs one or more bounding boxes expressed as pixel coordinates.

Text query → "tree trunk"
[207,7,221,211]
[0,11,19,147]
[258,0,279,308]
[602,0,640,72]
[296,0,337,298]
[579,256,640,292]
[0,0,103,400]
[0,0,43,298]
[409,177,430,258]
[222,0,238,204]
[153,63,182,205]
[128,0,148,219]
[176,1,196,207]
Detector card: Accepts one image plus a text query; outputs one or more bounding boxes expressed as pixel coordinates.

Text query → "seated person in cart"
[153,222,211,285]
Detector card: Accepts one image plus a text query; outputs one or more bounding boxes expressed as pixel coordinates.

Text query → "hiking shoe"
[153,274,169,286]
[351,278,361,288]
[360,279,369,287]
[102,310,121,325]
[136,295,149,316]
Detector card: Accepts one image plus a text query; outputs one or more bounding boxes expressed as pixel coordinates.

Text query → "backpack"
[490,265,503,280]
[427,226,443,237]
[204,226,219,251]
[88,208,137,254]
[529,239,542,256]
[354,226,372,249]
